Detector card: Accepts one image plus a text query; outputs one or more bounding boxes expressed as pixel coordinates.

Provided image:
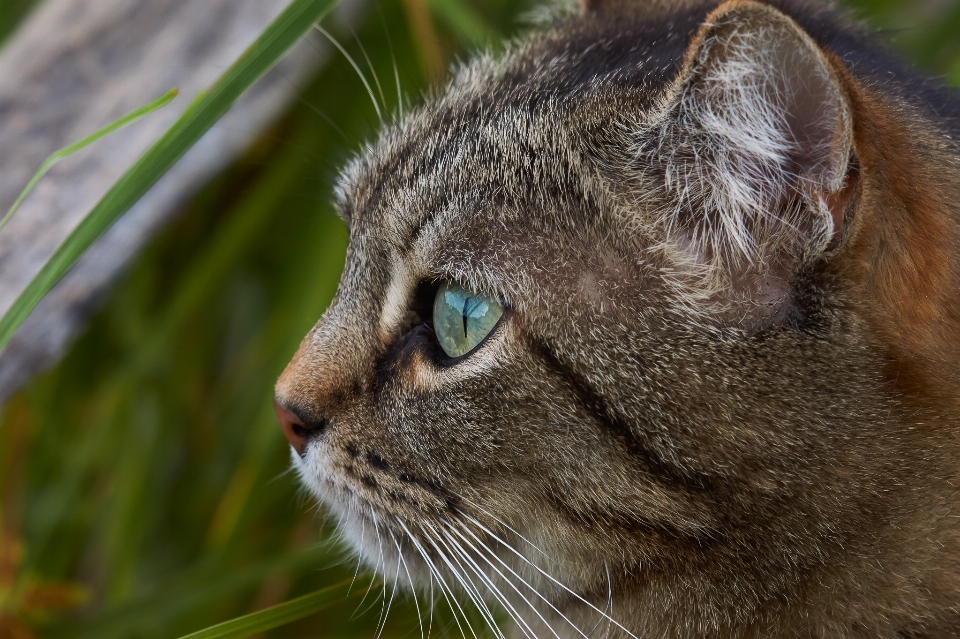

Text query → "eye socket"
[433,281,504,359]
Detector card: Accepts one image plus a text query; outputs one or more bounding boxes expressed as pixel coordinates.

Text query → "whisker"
[427,524,508,639]
[371,508,393,631]
[350,28,387,113]
[603,562,614,639]
[398,519,475,639]
[352,506,386,622]
[417,523,487,639]
[314,24,383,121]
[455,510,639,639]
[295,94,352,143]
[427,563,436,639]
[391,528,426,639]
[375,1,404,118]
[374,533,403,639]
[584,562,613,639]
[439,521,568,639]
[453,494,549,559]
[348,512,376,620]
[429,522,538,639]
[349,512,368,593]
[266,466,299,484]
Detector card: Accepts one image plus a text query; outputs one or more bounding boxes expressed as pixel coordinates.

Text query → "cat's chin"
[290,445,611,627]
[291,447,432,587]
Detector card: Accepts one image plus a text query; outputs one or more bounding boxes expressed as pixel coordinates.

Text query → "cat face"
[275,1,960,636]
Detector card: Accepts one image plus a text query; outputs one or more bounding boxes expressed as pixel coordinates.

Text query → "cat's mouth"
[346,499,637,639]
[293,444,632,638]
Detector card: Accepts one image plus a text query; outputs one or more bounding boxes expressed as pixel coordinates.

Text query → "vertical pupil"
[462,296,484,338]
[433,282,503,359]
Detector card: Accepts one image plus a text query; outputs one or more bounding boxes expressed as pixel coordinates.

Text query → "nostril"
[291,420,327,440]
[274,399,327,456]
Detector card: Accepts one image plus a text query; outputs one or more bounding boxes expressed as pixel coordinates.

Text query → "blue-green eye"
[433,281,504,359]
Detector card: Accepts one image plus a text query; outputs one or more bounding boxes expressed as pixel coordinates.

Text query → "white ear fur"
[640,2,852,293]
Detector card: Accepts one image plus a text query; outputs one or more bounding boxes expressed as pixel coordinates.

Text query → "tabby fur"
[275,0,960,636]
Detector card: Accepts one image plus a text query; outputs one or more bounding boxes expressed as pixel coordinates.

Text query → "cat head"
[275,1,960,635]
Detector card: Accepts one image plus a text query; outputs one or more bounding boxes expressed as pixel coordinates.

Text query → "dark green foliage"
[1,0,959,637]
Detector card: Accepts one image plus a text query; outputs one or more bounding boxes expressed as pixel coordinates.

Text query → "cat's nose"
[273,399,326,456]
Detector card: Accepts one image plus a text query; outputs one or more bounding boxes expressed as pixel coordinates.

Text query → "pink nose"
[274,399,321,456]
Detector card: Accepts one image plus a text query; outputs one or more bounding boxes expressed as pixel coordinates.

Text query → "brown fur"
[276,1,960,636]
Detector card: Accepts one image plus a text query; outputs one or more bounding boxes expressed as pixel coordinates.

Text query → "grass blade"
[0,0,340,353]
[0,88,178,234]
[176,576,380,639]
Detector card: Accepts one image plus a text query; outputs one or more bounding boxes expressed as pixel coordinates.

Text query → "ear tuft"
[640,1,854,298]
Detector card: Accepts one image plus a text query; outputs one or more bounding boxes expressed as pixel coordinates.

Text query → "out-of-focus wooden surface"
[0,0,336,404]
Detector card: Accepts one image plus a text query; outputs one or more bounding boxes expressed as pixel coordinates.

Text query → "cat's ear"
[644,1,856,301]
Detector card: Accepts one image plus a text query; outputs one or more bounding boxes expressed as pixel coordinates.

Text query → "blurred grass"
[1,0,960,638]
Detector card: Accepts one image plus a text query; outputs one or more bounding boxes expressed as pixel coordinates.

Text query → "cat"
[273,0,960,637]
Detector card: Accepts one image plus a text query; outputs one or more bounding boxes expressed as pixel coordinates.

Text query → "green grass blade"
[0,0,340,353]
[60,545,337,639]
[0,88,179,234]
[176,576,379,639]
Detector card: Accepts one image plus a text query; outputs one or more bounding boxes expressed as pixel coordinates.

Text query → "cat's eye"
[433,281,504,359]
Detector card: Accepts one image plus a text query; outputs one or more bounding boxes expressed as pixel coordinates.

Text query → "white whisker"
[425,559,436,639]
[455,512,639,639]
[428,524,510,639]
[367,506,390,626]
[418,523,489,639]
[438,520,569,639]
[398,519,475,639]
[349,514,368,594]
[453,495,549,559]
[430,521,539,639]
[374,2,404,118]
[374,522,403,639]
[391,528,426,639]
[314,24,383,121]
[349,513,379,619]
[350,28,387,113]
[603,563,614,639]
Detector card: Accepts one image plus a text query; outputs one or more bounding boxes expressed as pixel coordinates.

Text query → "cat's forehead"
[334,5,707,248]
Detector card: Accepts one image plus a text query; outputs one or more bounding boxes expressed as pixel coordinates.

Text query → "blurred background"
[0,0,959,637]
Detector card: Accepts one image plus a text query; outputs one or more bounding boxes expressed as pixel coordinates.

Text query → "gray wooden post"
[0,0,355,405]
